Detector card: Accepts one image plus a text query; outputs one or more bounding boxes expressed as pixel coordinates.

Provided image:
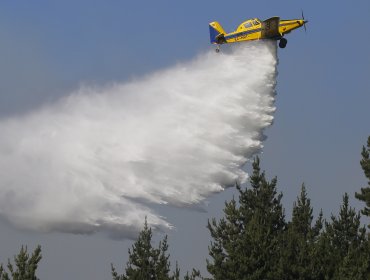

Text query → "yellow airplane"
[209,13,307,52]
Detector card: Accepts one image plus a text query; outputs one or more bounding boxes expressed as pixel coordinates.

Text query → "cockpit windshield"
[244,22,253,28]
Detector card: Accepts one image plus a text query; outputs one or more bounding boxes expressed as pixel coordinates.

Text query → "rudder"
[209,21,226,44]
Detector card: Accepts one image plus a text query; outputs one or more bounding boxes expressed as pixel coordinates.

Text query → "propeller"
[301,10,308,32]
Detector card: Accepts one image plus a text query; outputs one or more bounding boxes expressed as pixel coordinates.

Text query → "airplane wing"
[261,17,280,38]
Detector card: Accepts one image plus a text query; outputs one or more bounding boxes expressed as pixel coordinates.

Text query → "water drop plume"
[0,41,277,238]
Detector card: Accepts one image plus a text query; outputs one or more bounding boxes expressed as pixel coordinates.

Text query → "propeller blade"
[301,9,307,33]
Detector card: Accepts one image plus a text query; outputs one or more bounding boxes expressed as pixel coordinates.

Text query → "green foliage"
[111,219,180,280]
[355,136,370,221]
[317,193,369,279]
[183,269,201,280]
[0,246,42,280]
[206,156,370,280]
[206,157,285,280]
[279,185,323,280]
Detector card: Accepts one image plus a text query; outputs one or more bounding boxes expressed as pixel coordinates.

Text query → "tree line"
[1,136,369,280]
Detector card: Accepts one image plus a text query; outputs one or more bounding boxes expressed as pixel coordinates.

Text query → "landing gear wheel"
[279,38,287,48]
[215,48,220,53]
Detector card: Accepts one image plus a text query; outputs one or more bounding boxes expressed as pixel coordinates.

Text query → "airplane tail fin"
[209,21,226,44]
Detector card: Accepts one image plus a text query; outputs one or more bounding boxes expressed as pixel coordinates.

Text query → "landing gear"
[215,46,220,53]
[279,38,287,48]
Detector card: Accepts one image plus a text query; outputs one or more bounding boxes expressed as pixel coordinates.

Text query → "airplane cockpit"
[239,18,261,30]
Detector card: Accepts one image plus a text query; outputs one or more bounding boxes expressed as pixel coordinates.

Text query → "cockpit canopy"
[238,18,261,30]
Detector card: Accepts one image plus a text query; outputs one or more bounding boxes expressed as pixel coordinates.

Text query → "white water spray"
[0,41,277,238]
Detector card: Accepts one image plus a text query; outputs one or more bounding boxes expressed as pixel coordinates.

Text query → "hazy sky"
[0,1,369,279]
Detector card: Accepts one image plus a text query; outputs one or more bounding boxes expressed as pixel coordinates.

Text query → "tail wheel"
[279,38,287,48]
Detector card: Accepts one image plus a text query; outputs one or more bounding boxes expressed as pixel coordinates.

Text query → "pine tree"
[0,245,42,280]
[206,157,285,280]
[279,185,323,280]
[355,136,370,224]
[318,194,369,279]
[111,219,180,280]
[183,269,201,280]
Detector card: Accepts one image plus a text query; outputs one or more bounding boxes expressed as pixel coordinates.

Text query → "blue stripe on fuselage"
[224,28,262,40]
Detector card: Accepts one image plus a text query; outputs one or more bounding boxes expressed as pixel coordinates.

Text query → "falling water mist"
[0,41,278,238]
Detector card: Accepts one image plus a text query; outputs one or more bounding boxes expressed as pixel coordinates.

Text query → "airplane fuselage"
[221,18,306,43]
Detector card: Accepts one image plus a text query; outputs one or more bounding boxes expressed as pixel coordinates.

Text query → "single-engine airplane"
[209,12,308,52]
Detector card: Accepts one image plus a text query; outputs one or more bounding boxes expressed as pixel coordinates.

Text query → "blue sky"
[0,1,369,279]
